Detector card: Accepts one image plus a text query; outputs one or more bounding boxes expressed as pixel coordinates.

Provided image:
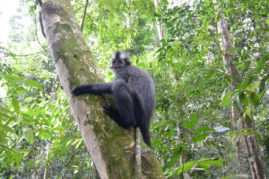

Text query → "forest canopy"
[0,0,268,178]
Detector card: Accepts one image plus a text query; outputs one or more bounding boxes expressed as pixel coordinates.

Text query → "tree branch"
[34,14,48,51]
[0,47,44,57]
[135,128,142,179]
[81,0,89,32]
[39,11,46,38]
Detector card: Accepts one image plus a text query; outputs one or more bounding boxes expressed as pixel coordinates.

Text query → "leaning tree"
[39,0,164,178]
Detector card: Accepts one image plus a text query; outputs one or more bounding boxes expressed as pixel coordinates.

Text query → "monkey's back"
[121,66,155,120]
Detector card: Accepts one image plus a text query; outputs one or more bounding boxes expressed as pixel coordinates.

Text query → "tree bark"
[154,0,164,41]
[40,0,164,178]
[231,105,244,174]
[218,16,264,179]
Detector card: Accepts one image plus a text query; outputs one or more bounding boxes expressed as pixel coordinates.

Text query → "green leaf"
[75,139,83,149]
[175,158,225,175]
[24,80,43,90]
[11,98,20,115]
[193,126,213,134]
[191,133,209,142]
[238,76,254,91]
[0,123,14,133]
[198,161,210,170]
[164,145,184,169]
[163,154,178,169]
[2,74,24,83]
[39,130,51,140]
[208,160,224,168]
[175,161,197,174]
[250,92,259,107]
[197,159,224,170]
[190,112,197,121]
[26,130,34,145]
[220,88,233,107]
[239,92,249,107]
[249,82,260,90]
[19,148,31,153]
[183,112,198,129]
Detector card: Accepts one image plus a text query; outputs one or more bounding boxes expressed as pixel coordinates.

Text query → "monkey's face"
[111,57,125,69]
[110,51,131,69]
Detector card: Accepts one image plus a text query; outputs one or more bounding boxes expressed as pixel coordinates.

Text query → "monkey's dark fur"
[71,51,155,147]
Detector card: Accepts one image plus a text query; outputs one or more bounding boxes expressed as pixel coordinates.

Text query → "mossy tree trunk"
[40,0,164,178]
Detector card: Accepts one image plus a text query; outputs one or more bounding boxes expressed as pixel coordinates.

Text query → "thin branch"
[34,14,48,51]
[11,51,44,57]
[135,128,142,179]
[37,0,46,38]
[39,11,46,38]
[215,144,225,159]
[0,47,44,57]
[81,0,89,32]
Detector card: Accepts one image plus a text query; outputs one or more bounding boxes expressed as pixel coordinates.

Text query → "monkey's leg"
[72,83,113,95]
[103,105,136,129]
[111,79,137,128]
[103,104,124,124]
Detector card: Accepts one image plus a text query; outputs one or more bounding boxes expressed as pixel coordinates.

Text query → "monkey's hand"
[72,83,112,96]
[71,85,92,96]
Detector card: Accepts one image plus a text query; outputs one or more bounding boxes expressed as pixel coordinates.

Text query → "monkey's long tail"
[132,91,151,147]
[140,126,151,147]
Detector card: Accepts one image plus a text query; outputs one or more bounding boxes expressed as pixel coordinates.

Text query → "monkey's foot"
[103,105,122,120]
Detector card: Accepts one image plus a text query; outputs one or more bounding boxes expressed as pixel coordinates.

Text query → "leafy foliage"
[0,0,268,178]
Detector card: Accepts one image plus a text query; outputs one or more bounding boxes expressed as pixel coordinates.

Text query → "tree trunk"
[231,105,246,175]
[40,0,164,178]
[154,0,164,40]
[218,16,264,179]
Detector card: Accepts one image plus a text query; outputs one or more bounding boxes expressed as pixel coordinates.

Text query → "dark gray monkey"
[71,51,155,147]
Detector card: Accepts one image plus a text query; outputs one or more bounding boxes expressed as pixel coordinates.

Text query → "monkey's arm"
[71,83,113,96]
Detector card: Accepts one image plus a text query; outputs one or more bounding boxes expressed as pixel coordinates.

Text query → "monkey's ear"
[125,59,131,66]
